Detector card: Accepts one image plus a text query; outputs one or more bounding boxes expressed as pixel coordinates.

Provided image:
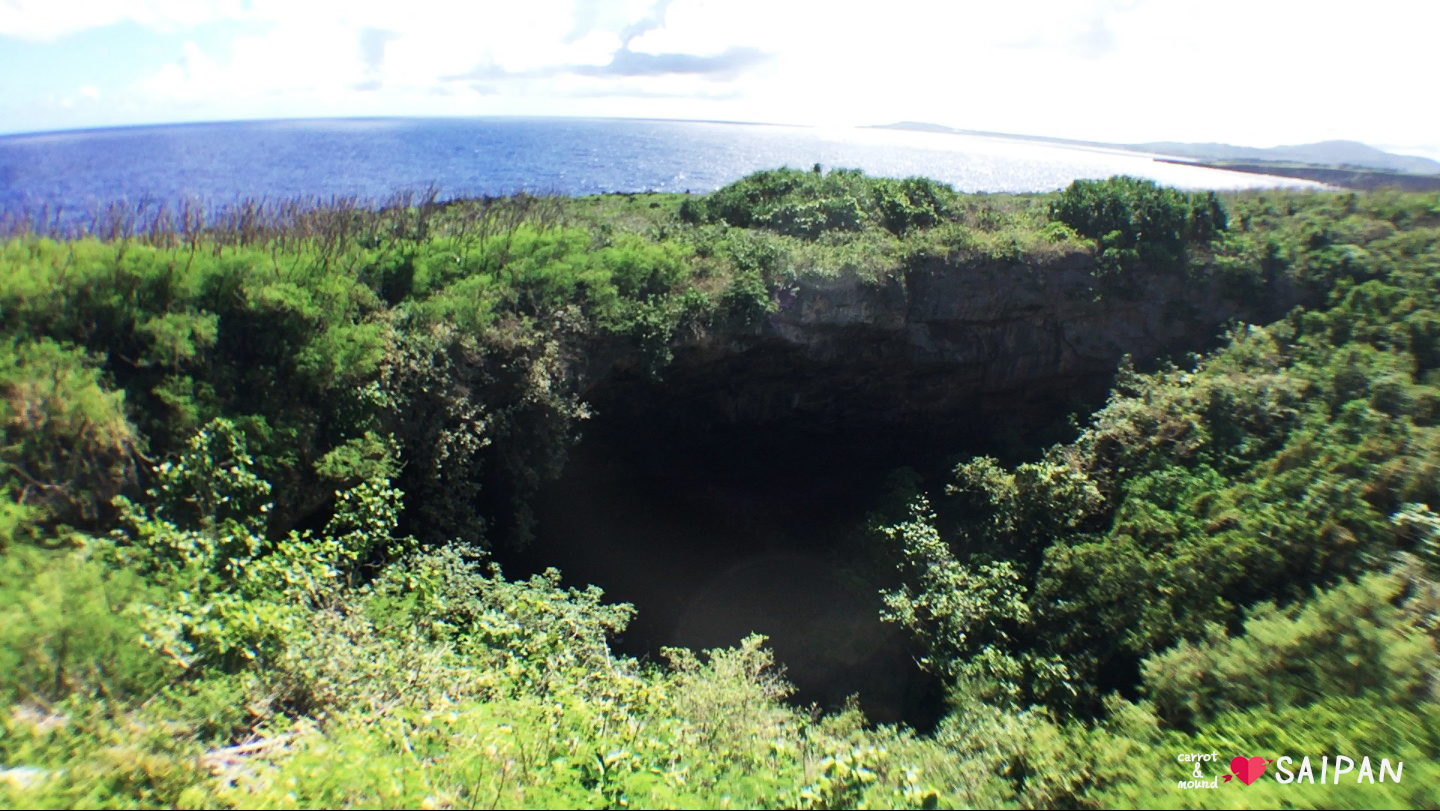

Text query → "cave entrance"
[493,376,1004,732]
[492,254,1246,728]
[508,403,949,728]
[501,341,1100,731]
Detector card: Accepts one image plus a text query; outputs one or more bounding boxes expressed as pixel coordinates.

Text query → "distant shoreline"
[1152,159,1440,192]
[870,122,1440,187]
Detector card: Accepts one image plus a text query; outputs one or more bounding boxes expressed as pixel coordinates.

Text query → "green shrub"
[0,338,136,526]
[681,168,956,239]
[1051,176,1227,273]
[0,545,173,705]
[1142,570,1436,727]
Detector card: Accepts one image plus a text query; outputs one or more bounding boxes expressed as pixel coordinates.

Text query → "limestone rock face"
[586,251,1295,450]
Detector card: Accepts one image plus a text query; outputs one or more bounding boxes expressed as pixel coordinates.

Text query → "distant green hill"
[1134,139,1440,175]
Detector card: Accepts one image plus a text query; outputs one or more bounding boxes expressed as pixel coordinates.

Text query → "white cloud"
[562,30,627,67]
[0,0,247,40]
[627,0,762,55]
[3,0,1437,152]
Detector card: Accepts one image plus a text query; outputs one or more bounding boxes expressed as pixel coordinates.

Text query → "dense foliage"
[2,173,1439,808]
[679,166,957,238]
[1050,175,1228,275]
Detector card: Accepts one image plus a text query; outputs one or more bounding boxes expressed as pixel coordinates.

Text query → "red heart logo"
[1228,756,1270,786]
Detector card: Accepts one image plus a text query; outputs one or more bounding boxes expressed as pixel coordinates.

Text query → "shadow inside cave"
[503,400,958,730]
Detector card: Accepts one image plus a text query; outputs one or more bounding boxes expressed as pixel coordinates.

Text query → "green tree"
[1050,176,1227,274]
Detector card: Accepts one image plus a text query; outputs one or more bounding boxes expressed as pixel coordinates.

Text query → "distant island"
[873,121,1440,191]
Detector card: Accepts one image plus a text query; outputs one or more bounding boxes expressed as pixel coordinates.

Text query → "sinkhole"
[497,343,1102,731]
[488,255,1256,728]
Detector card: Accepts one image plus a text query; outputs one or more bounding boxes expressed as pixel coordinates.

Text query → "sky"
[2,0,1437,158]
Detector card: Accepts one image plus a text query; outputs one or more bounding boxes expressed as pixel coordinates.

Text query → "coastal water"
[0,117,1323,222]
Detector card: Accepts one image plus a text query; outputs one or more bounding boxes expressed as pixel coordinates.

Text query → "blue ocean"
[0,117,1320,221]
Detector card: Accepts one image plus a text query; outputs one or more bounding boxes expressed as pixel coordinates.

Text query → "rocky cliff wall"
[584,250,1296,452]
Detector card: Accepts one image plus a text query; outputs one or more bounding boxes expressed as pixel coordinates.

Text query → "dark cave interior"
[499,352,1107,730]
